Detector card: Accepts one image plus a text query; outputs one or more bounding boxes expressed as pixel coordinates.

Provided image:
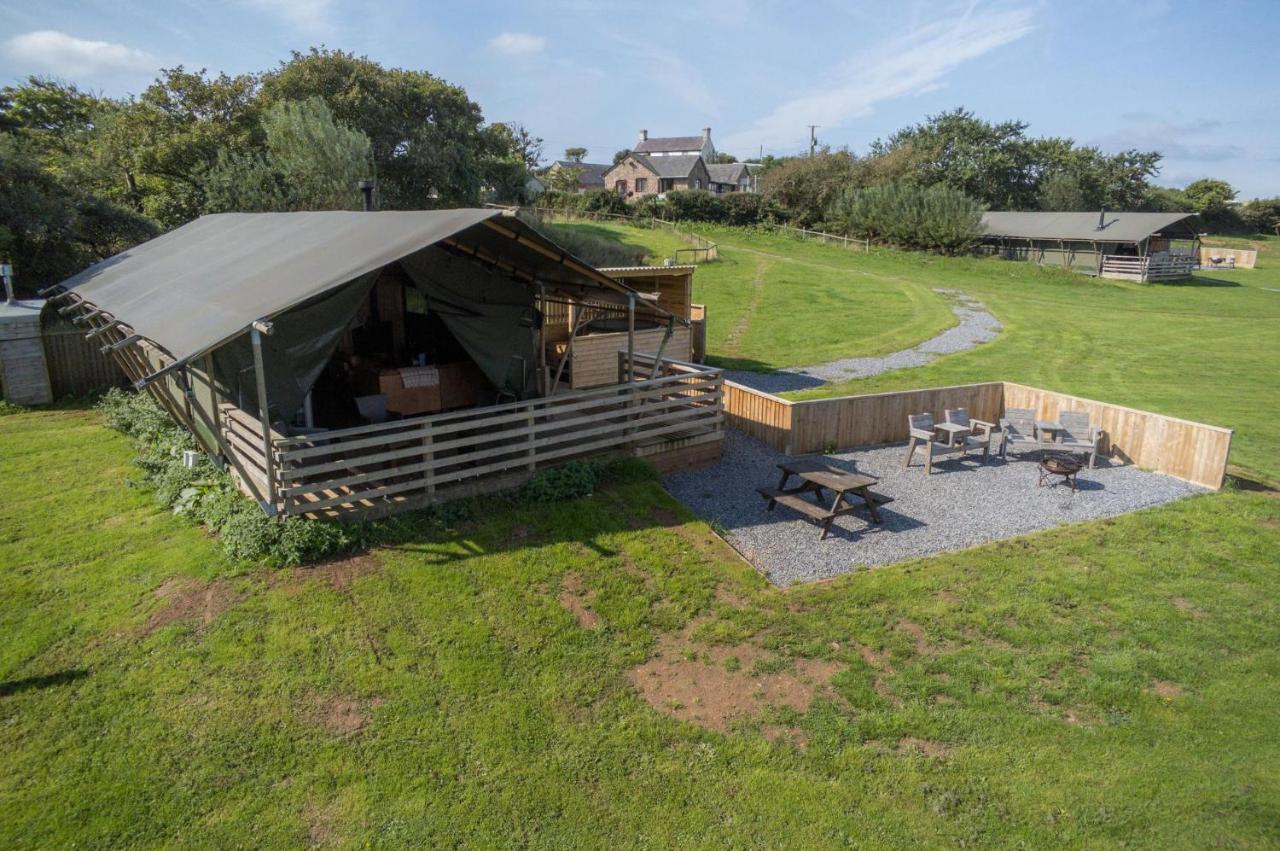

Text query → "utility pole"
[808,125,819,158]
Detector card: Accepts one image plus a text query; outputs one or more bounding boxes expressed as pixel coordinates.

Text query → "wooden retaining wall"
[1002,383,1232,489]
[722,378,1232,489]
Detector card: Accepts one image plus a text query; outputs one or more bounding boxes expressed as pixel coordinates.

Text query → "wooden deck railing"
[237,357,722,518]
[1101,254,1196,282]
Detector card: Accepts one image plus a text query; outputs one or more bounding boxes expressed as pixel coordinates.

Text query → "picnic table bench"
[756,458,894,540]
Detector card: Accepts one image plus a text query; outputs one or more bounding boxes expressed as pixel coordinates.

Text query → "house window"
[693,179,701,190]
[659,178,673,192]
[614,180,627,194]
[635,178,647,192]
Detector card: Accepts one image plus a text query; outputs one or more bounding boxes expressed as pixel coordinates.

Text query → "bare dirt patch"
[559,572,601,629]
[318,695,385,737]
[897,737,950,759]
[934,590,961,605]
[649,508,683,527]
[284,553,382,593]
[1170,596,1208,620]
[714,585,751,609]
[627,628,845,732]
[1148,679,1184,699]
[142,577,239,635]
[761,724,809,749]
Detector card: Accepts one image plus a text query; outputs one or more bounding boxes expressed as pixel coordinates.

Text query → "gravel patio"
[664,428,1206,586]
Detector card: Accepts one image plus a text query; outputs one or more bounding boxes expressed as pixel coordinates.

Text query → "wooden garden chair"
[944,407,999,452]
[997,407,1040,459]
[902,413,989,474]
[1055,409,1103,468]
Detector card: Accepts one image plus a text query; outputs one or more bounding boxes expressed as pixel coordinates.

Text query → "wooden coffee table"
[757,458,894,540]
[1038,453,1083,491]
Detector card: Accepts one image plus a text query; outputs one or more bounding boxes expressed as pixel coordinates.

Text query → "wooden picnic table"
[756,458,893,540]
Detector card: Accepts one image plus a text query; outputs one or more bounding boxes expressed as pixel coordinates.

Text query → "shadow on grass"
[1160,275,1242,288]
[0,669,89,697]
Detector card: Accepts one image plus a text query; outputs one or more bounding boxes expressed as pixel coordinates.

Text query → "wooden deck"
[1101,254,1196,282]
[220,355,723,519]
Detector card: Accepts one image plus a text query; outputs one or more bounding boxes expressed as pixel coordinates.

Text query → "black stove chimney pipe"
[1096,206,1106,230]
[358,179,375,212]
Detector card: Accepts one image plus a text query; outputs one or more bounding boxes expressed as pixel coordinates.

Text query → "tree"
[758,150,860,227]
[494,122,542,170]
[563,146,587,163]
[1239,198,1280,234]
[1038,171,1085,211]
[713,152,737,164]
[1182,179,1236,216]
[544,164,584,193]
[260,48,498,208]
[612,149,631,165]
[1140,185,1189,212]
[202,97,373,212]
[828,182,984,254]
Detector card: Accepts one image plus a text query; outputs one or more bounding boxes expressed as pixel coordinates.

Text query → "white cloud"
[238,0,336,35]
[608,35,719,116]
[488,32,548,56]
[2,30,157,78]
[720,3,1035,153]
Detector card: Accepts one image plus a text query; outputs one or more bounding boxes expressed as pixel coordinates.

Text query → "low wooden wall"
[1199,246,1257,270]
[42,320,128,397]
[1002,383,1232,489]
[722,378,1232,489]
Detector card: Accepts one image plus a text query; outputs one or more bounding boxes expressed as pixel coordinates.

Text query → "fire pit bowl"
[1038,453,1083,491]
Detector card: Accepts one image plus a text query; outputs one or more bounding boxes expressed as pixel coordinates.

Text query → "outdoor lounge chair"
[1054,409,1103,468]
[902,412,989,474]
[944,407,999,445]
[997,407,1040,459]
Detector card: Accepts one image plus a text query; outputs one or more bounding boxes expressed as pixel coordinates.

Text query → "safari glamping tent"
[980,210,1201,281]
[44,209,723,519]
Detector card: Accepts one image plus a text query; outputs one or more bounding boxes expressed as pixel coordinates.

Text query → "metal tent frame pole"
[250,320,278,514]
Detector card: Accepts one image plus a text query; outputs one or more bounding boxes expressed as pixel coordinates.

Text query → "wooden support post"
[250,321,278,515]
[626,291,636,383]
[422,421,436,498]
[535,282,547,397]
[526,407,536,471]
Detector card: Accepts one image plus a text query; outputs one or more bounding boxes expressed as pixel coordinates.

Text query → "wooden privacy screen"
[722,379,1232,489]
[1001,382,1233,490]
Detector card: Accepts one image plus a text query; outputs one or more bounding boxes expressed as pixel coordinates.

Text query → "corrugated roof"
[981,211,1198,243]
[549,160,609,186]
[634,135,704,154]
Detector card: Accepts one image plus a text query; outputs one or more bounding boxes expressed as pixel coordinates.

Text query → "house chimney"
[1096,207,1106,230]
[358,179,375,212]
[702,127,711,141]
[638,129,648,143]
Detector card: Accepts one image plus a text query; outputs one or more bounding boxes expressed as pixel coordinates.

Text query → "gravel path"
[722,289,1002,394]
[664,429,1205,587]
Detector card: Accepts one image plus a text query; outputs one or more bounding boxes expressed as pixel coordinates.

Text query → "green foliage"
[869,108,1161,210]
[612,148,631,165]
[518,457,657,503]
[759,150,860,227]
[540,188,629,216]
[829,182,984,253]
[1239,197,1280,234]
[535,222,648,266]
[202,97,373,212]
[1183,178,1236,215]
[1140,185,1189,212]
[562,146,587,162]
[95,389,362,566]
[1038,171,1086,211]
[652,190,783,227]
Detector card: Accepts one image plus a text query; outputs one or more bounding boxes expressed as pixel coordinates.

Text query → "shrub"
[535,221,648,267]
[97,389,362,566]
[520,460,598,503]
[759,151,860,227]
[828,182,984,254]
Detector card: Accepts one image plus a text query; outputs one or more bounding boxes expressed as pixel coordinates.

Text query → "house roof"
[707,162,749,184]
[634,135,705,154]
[52,210,671,368]
[549,160,609,186]
[617,153,705,180]
[981,211,1199,243]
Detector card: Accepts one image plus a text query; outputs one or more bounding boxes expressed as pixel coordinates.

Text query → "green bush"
[97,388,363,566]
[518,456,657,504]
[647,190,783,227]
[536,222,648,267]
[828,182,984,254]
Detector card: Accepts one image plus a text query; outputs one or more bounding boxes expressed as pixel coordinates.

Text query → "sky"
[2,0,1278,198]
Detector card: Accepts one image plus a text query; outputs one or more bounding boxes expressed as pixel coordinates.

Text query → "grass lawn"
[2,406,1279,847]
[561,222,1280,484]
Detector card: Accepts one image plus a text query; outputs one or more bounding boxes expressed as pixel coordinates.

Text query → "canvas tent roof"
[54,209,668,367]
[980,211,1198,243]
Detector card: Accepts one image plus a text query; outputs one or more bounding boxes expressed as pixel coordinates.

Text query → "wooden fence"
[41,320,127,397]
[1002,383,1233,490]
[722,378,1232,489]
[1101,254,1197,282]
[1199,246,1257,270]
[224,355,723,519]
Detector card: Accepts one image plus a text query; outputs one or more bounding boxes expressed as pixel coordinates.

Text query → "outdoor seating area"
[665,428,1207,586]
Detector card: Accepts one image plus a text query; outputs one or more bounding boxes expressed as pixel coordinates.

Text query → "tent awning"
[54,209,672,365]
